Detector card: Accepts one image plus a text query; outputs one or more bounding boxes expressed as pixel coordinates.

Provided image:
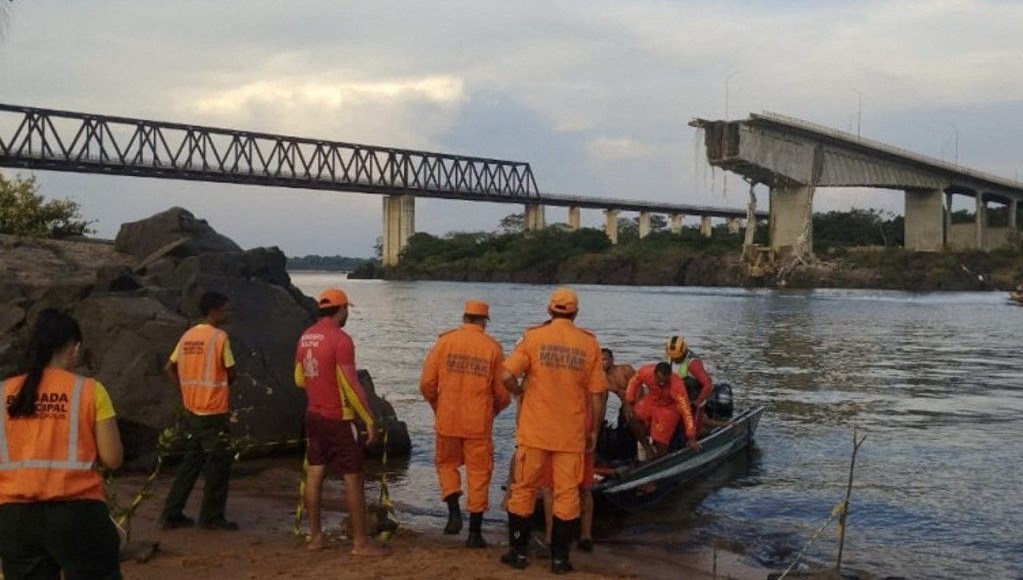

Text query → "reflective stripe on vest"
[0,376,95,472]
[180,327,227,389]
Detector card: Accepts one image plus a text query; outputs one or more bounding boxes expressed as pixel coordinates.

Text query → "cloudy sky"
[3,1,1023,257]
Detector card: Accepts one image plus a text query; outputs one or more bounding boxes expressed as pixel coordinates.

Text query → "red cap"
[318,288,350,309]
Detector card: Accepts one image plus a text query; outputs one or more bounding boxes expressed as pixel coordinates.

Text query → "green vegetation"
[812,208,903,254]
[286,254,374,272]
[0,172,93,238]
[380,207,1022,289]
[388,219,752,284]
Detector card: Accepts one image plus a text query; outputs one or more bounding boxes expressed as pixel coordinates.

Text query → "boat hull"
[593,406,765,511]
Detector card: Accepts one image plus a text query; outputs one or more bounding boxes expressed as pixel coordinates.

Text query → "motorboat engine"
[705,383,734,419]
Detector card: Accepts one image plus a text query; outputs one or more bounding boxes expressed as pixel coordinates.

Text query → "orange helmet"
[665,336,687,360]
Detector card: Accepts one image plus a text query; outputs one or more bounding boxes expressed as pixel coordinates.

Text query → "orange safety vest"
[0,370,104,503]
[176,325,230,415]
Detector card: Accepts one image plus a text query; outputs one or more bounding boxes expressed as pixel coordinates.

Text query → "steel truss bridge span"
[0,104,540,201]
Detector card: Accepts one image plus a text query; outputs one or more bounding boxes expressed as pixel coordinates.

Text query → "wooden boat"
[592,405,765,511]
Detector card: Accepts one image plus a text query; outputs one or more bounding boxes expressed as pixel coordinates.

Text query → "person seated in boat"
[596,349,638,465]
[665,336,713,410]
[624,362,701,459]
[601,348,635,428]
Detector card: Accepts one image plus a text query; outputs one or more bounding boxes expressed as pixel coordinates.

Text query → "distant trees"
[498,213,525,234]
[0,172,93,238]
[286,254,374,271]
[812,209,904,252]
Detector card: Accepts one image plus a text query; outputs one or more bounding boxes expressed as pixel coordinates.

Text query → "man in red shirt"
[294,288,384,556]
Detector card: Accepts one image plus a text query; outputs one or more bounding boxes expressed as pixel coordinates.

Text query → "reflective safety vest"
[0,370,104,503]
[675,352,695,380]
[176,325,230,415]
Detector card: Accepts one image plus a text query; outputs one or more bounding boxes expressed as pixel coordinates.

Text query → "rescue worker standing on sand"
[501,287,606,574]
[0,309,124,579]
[624,362,700,459]
[420,300,510,548]
[295,288,385,556]
[161,291,239,531]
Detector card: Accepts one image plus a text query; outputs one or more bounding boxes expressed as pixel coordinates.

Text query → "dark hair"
[199,291,229,316]
[8,308,83,418]
[601,348,613,357]
[654,362,672,377]
[550,311,575,320]
[319,305,341,318]
[463,314,487,325]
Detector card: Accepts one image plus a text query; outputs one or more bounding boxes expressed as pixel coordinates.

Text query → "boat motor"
[706,383,734,419]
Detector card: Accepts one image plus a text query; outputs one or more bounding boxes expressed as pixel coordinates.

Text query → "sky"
[3,0,1023,257]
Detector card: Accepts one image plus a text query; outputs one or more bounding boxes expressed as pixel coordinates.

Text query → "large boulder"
[115,207,240,259]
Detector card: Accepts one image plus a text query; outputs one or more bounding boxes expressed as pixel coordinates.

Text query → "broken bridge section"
[691,112,1023,256]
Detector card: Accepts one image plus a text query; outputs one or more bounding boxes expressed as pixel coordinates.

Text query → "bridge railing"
[0,104,540,198]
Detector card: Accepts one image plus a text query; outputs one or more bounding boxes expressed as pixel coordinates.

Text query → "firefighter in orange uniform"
[624,362,700,459]
[0,308,124,579]
[500,287,606,574]
[160,291,239,531]
[420,300,510,548]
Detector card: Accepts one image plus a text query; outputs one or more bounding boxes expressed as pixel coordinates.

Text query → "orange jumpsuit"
[625,364,697,446]
[504,319,606,521]
[421,323,510,514]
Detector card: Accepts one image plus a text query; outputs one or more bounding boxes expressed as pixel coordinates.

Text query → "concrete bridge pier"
[975,193,986,249]
[769,184,815,255]
[1011,200,1018,229]
[604,209,619,244]
[904,188,945,251]
[638,211,651,238]
[727,217,741,234]
[700,215,712,237]
[568,206,581,231]
[381,194,415,267]
[525,203,546,231]
[670,213,684,234]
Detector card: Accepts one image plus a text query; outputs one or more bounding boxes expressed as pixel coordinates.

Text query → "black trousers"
[0,499,122,580]
[161,411,233,524]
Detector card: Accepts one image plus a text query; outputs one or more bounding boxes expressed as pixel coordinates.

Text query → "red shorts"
[305,413,364,475]
[635,398,680,446]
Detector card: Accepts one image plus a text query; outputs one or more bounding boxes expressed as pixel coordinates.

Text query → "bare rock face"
[1,208,411,466]
[115,206,241,259]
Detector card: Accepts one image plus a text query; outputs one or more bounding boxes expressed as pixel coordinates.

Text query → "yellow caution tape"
[293,454,309,538]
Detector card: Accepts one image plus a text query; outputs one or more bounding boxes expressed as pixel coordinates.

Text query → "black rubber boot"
[550,517,577,574]
[443,493,462,535]
[499,512,531,569]
[466,512,487,548]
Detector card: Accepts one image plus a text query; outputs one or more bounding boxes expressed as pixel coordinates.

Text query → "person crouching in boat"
[0,308,124,580]
[623,362,701,460]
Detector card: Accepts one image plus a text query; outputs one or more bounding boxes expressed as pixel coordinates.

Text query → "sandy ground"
[112,460,769,579]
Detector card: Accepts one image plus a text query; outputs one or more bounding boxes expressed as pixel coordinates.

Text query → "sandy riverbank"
[112,460,769,579]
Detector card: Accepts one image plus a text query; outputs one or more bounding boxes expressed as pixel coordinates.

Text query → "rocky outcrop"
[1,208,411,466]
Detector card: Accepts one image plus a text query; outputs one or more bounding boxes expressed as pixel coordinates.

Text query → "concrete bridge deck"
[691,112,1022,255]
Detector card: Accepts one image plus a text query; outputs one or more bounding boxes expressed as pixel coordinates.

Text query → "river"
[289,273,1023,579]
